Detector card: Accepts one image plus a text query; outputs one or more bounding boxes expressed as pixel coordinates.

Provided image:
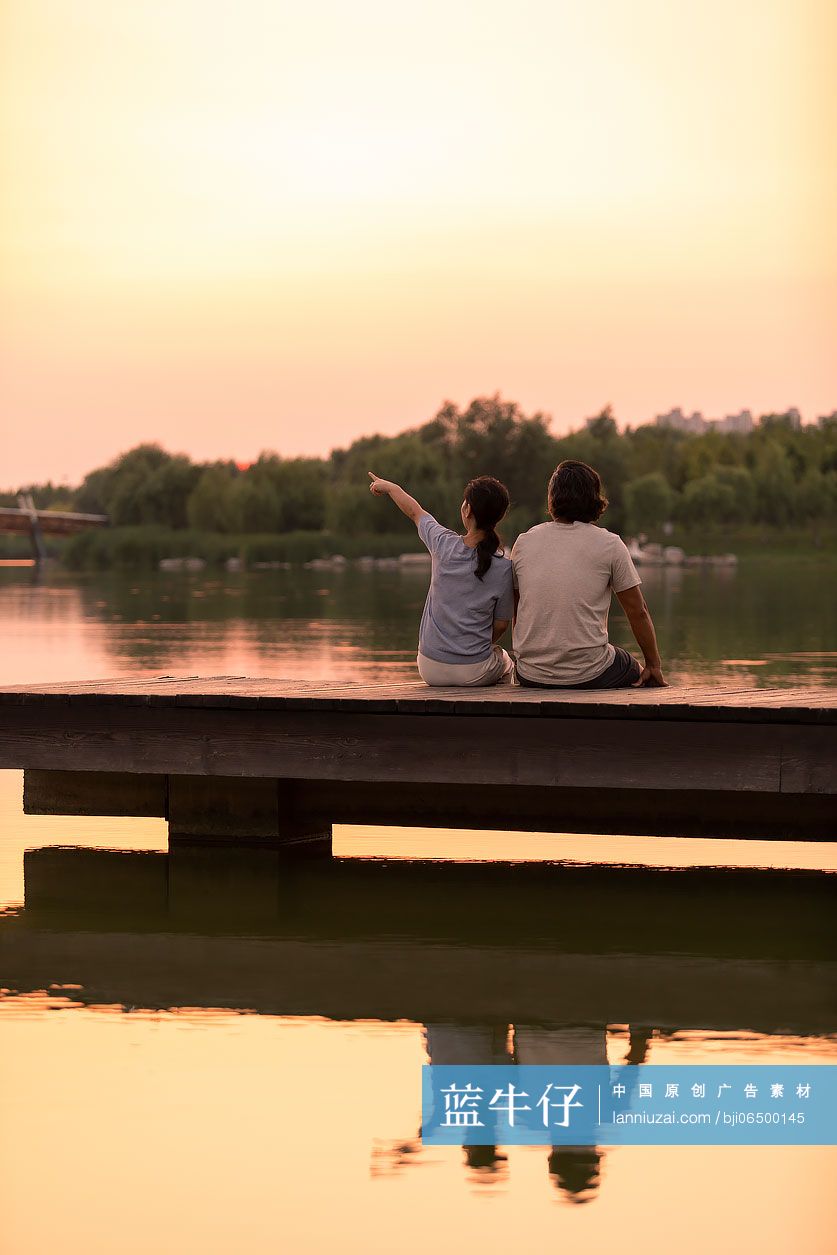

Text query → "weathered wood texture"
[167,775,332,852]
[1,675,835,721]
[23,769,167,816]
[1,687,834,788]
[21,771,837,840]
[3,677,835,840]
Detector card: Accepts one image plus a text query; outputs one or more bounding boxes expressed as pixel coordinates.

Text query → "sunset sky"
[2,0,836,487]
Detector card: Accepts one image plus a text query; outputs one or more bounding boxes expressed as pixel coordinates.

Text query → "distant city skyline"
[650,406,837,435]
[4,401,836,493]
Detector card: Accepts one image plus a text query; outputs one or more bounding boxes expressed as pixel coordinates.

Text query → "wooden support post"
[23,769,836,841]
[24,769,167,817]
[18,493,47,564]
[167,775,332,855]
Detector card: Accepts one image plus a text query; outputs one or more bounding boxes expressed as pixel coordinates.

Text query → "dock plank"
[3,676,834,839]
[0,676,835,722]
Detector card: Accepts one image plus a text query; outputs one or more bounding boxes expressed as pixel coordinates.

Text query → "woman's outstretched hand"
[367,472,426,524]
[368,471,397,496]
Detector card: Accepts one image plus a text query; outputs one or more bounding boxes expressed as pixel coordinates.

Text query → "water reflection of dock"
[3,847,834,1034]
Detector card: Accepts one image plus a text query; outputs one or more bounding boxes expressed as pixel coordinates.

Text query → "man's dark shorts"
[515,645,642,690]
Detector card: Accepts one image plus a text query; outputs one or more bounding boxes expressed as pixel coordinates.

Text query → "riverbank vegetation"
[4,397,836,568]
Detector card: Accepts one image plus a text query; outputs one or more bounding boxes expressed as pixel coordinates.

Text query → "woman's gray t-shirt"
[417,514,515,664]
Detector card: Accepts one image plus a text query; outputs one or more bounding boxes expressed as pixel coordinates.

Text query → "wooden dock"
[0,497,107,563]
[0,677,835,843]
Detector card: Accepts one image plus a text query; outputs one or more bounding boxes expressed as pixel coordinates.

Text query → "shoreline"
[2,527,836,574]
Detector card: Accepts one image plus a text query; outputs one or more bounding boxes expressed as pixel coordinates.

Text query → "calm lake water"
[0,560,835,1254]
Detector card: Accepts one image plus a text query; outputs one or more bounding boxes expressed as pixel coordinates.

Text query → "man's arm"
[368,471,426,526]
[615,585,668,687]
[492,618,510,643]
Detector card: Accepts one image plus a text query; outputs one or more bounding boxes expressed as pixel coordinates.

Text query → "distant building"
[759,408,803,429]
[654,407,707,433]
[652,406,818,433]
[717,409,754,434]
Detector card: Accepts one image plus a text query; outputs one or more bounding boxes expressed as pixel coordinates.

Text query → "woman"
[368,471,515,686]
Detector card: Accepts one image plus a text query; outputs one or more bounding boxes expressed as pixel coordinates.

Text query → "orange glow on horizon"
[1,0,835,486]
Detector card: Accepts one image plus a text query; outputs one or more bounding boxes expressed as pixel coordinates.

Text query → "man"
[511,460,667,688]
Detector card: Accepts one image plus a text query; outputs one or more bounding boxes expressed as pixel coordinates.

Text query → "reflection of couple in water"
[413,1022,652,1204]
[368,460,667,690]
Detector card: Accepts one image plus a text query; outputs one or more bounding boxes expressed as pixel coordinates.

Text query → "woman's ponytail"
[463,477,510,580]
[475,527,499,579]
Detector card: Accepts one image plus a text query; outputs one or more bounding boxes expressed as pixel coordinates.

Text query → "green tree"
[325,483,391,536]
[624,472,675,533]
[417,395,559,519]
[75,444,172,518]
[229,475,283,532]
[114,456,202,528]
[710,466,756,524]
[330,425,458,528]
[251,456,328,530]
[35,399,837,548]
[584,405,618,441]
[74,444,203,528]
[680,430,729,482]
[794,468,832,525]
[679,474,737,527]
[753,442,796,526]
[186,467,239,533]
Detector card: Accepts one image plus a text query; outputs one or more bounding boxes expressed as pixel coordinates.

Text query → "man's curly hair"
[547,460,608,523]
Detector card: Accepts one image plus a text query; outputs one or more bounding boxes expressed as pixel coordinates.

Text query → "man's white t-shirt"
[511,521,641,685]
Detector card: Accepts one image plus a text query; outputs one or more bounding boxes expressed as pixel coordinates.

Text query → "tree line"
[5,397,837,540]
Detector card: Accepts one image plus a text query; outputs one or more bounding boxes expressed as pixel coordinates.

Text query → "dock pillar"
[167,776,332,855]
[23,769,166,817]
